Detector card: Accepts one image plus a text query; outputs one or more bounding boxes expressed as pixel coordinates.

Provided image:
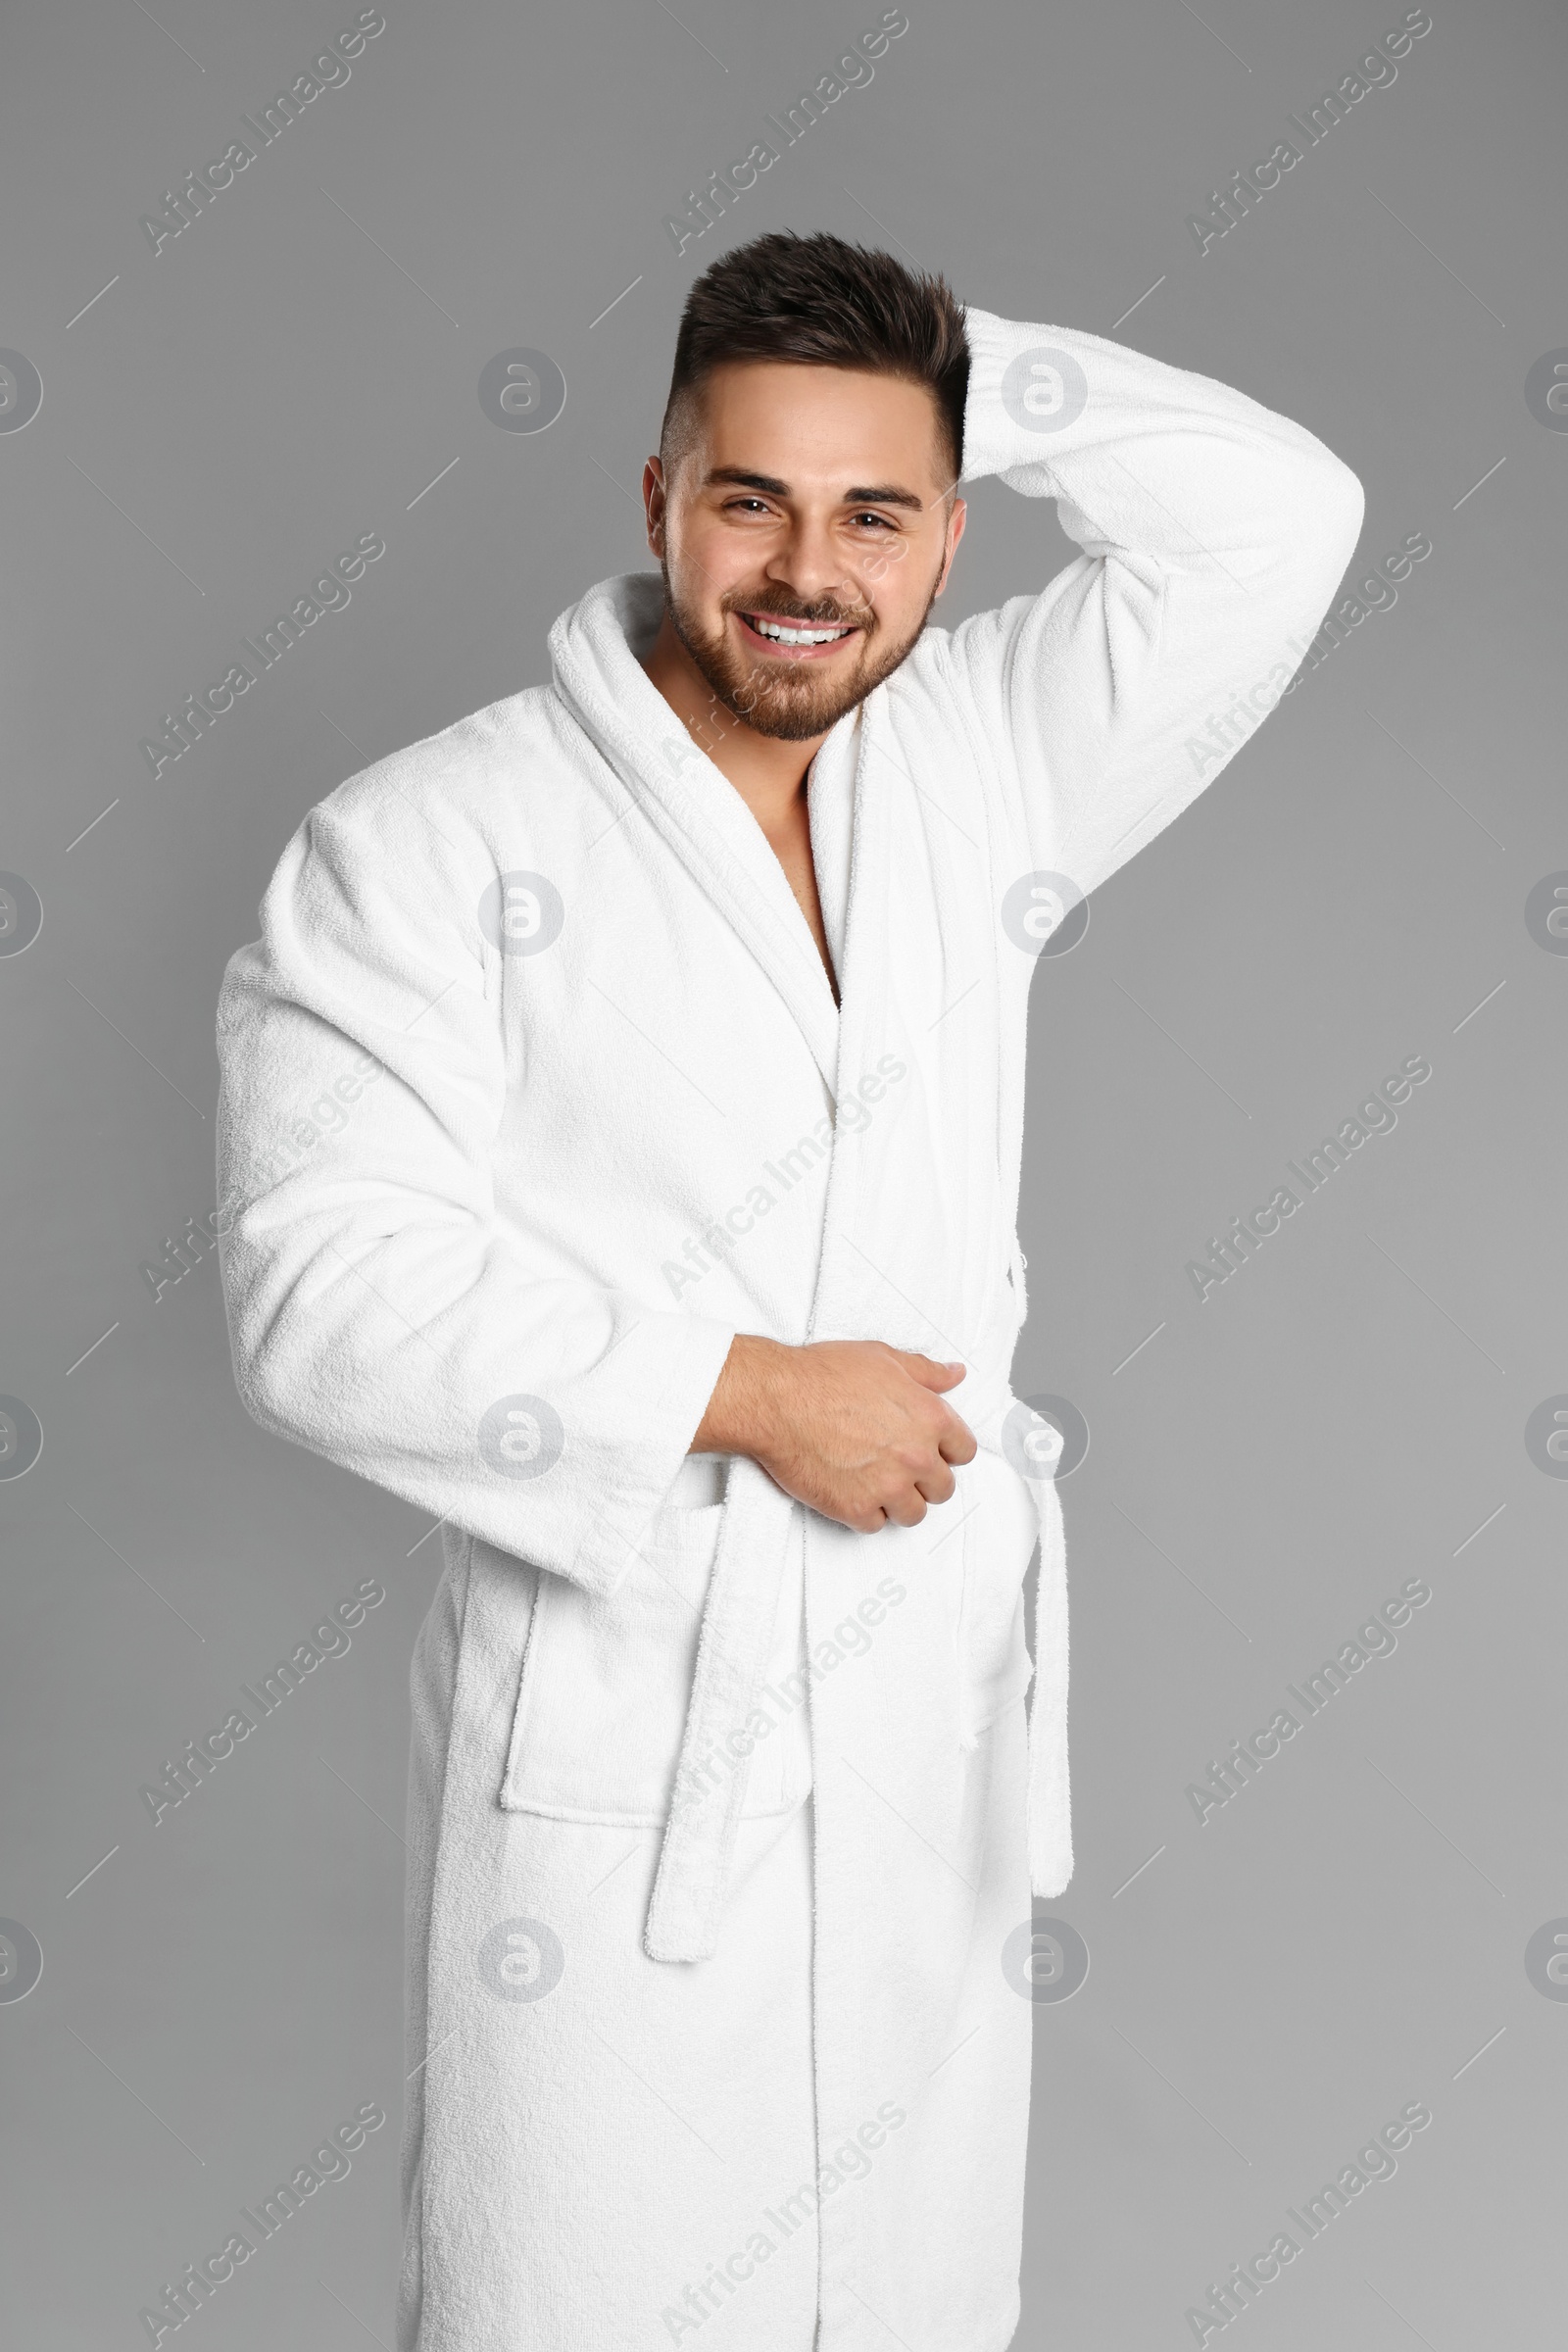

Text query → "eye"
[849,511,896,530]
[723,497,774,515]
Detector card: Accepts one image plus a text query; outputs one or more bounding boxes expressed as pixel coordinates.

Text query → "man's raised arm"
[942,306,1365,902]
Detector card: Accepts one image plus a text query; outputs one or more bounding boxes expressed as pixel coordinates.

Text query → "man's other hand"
[691,1335,977,1533]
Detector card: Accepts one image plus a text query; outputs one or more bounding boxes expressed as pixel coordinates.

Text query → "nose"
[763,514,857,613]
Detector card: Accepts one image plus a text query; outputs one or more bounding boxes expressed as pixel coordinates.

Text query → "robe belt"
[642,1375,1071,1965]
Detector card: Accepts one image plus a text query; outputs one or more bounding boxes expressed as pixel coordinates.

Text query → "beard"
[658,558,945,743]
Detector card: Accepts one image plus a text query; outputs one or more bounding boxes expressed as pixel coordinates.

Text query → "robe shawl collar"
[549,571,860,1102]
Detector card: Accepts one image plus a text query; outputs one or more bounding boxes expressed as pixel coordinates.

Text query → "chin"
[739,687,868,741]
[684,623,877,741]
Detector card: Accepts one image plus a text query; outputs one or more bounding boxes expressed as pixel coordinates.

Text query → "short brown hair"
[659,229,969,491]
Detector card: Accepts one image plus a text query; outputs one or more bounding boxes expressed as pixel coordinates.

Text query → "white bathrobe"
[215,308,1362,2352]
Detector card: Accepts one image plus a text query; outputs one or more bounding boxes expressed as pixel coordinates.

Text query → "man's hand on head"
[691,1335,976,1533]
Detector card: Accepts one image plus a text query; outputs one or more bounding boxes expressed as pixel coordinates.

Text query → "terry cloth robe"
[214,309,1363,2352]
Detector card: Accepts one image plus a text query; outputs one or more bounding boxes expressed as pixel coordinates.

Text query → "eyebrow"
[701,465,928,514]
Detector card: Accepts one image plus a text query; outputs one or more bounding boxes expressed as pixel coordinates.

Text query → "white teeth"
[749,615,852,645]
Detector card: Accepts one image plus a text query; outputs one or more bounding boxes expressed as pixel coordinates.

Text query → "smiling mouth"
[734,609,860,657]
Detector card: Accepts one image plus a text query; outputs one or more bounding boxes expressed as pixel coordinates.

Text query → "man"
[216,230,1362,2351]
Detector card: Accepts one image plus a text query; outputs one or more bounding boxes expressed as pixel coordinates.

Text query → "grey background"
[2,0,1562,2342]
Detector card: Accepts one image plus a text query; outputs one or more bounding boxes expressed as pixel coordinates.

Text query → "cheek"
[858,532,911,586]
[863,546,945,640]
[674,519,764,609]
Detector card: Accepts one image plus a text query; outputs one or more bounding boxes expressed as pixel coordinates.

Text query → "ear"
[933,495,967,599]
[643,457,667,559]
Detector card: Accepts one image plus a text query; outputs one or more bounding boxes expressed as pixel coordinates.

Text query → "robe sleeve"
[214,775,738,1603]
[943,305,1365,897]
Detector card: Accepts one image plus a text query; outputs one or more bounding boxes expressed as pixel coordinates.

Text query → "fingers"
[901,1350,968,1392]
[836,1464,962,1533]
[886,1452,959,1524]
[893,1351,976,1463]
[912,1461,957,1507]
[936,1413,978,1466]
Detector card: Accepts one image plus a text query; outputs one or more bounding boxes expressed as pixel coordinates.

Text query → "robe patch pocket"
[498,1499,786,1826]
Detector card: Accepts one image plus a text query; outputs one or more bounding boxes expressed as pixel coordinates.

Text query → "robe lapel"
[549,575,842,1099]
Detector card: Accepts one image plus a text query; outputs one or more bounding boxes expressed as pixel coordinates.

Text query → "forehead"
[689,361,950,496]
